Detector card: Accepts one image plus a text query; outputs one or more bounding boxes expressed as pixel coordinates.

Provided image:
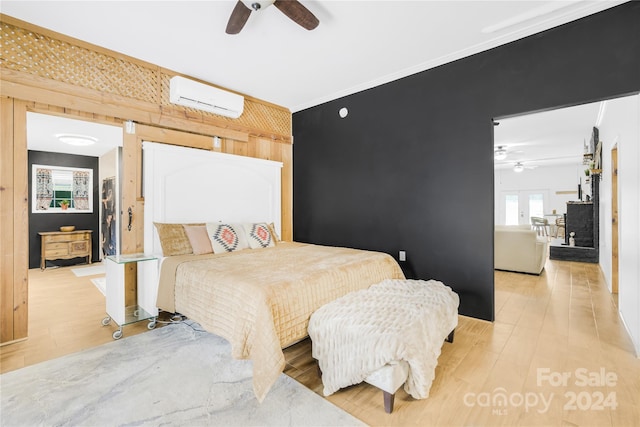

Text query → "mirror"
[32,164,93,213]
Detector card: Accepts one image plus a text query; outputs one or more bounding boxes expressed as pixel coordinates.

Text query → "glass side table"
[102,253,159,340]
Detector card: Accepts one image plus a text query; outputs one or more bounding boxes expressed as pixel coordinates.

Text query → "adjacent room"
[1,2,639,426]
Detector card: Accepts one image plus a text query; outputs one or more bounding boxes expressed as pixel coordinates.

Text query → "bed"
[156,240,404,402]
[143,143,405,402]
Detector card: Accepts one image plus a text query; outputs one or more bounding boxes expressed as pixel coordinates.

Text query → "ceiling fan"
[226,0,319,35]
[513,162,538,172]
[494,145,524,161]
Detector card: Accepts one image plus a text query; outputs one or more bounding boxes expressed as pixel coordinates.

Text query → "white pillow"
[206,223,249,253]
[242,223,275,249]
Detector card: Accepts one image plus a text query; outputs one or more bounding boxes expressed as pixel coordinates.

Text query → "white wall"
[598,94,640,357]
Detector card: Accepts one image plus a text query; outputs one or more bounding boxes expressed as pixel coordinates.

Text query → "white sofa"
[495,225,548,275]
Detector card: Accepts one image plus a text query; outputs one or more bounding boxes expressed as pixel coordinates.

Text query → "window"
[528,193,544,219]
[32,165,93,213]
[505,194,519,225]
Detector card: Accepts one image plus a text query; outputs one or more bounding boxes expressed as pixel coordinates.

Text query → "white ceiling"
[1,0,627,112]
[494,100,603,170]
[4,1,628,160]
[27,113,122,157]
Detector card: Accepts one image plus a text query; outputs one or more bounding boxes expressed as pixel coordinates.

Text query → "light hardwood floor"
[2,259,639,426]
[0,264,159,372]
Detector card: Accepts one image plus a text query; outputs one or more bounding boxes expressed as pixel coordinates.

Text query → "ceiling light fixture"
[56,133,98,146]
[513,162,524,173]
[494,146,507,160]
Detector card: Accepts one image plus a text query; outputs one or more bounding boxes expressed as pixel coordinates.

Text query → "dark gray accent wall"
[292,3,640,321]
[28,151,100,269]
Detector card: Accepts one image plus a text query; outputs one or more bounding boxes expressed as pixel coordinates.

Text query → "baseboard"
[0,337,28,347]
[618,310,640,358]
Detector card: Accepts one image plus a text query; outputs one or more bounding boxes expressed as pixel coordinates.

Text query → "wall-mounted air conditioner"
[169,76,244,119]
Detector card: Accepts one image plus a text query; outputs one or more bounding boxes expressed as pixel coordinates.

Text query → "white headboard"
[143,142,282,256]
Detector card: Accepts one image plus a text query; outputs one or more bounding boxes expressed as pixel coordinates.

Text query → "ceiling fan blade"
[273,0,319,30]
[226,1,252,34]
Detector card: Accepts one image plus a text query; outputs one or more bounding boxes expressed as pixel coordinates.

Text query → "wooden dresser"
[39,230,92,270]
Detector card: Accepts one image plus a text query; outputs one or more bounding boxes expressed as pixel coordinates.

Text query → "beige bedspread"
[157,242,405,402]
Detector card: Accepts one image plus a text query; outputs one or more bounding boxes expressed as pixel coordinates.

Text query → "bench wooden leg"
[446,329,455,343]
[383,391,395,413]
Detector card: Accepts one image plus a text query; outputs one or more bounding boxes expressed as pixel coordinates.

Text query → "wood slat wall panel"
[0,97,29,344]
[135,125,214,151]
[280,143,293,242]
[12,100,29,340]
[0,97,16,343]
[120,131,138,255]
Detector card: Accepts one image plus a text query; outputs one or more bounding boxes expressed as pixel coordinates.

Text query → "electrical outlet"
[399,251,406,262]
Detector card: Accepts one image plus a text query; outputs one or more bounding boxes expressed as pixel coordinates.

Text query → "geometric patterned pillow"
[206,223,249,253]
[243,222,275,249]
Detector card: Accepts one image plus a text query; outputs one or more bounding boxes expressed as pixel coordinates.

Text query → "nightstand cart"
[102,253,159,340]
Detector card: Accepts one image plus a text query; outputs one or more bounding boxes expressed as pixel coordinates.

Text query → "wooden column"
[0,98,29,343]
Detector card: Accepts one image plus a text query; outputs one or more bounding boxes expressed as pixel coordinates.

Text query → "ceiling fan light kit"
[513,162,524,173]
[494,146,507,160]
[226,0,319,35]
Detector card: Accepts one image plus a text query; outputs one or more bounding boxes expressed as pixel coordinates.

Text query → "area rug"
[90,276,106,295]
[71,263,105,277]
[1,322,365,427]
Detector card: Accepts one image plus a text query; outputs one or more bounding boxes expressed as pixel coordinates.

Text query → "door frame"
[611,145,619,294]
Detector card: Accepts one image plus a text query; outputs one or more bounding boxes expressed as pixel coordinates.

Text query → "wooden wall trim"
[135,124,215,150]
[0,97,29,343]
[0,16,292,143]
[1,69,291,143]
[0,97,16,343]
[12,100,29,340]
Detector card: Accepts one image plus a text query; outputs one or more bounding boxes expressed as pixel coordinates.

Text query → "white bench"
[308,279,458,413]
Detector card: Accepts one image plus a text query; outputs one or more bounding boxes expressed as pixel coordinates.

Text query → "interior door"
[499,190,547,226]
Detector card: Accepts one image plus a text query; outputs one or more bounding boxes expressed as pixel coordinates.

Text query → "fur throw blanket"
[308,279,459,399]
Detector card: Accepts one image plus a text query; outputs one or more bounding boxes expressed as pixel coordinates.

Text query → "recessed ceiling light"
[55,133,98,146]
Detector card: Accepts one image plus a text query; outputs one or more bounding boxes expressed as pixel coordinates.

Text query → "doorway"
[26,112,123,347]
[611,145,618,294]
[494,94,639,287]
[27,112,123,268]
